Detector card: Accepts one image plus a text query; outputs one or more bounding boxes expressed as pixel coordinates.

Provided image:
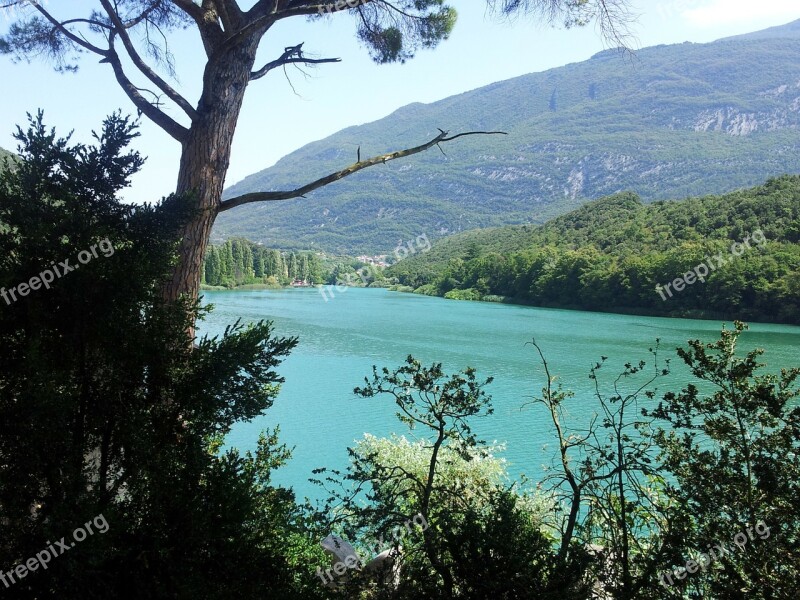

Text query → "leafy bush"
[444,288,483,301]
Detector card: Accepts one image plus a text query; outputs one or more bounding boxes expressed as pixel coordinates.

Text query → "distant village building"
[357,255,389,267]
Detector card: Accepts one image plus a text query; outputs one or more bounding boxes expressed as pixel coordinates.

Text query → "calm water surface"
[199,288,800,501]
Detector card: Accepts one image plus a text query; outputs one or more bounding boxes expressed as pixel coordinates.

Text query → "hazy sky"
[2,0,800,203]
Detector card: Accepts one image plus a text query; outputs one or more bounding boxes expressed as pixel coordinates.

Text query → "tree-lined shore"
[388,177,800,325]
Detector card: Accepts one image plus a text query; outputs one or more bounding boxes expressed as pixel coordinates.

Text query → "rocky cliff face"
[690,80,800,135]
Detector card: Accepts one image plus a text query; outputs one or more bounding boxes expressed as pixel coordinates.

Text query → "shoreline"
[202,284,800,328]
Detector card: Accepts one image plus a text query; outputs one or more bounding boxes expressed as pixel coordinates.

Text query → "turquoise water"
[199,288,800,501]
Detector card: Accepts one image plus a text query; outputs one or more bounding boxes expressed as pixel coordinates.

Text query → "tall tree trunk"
[162,34,263,308]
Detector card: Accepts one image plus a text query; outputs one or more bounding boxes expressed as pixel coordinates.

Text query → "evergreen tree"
[287,253,298,280]
[253,246,265,278]
[231,239,245,283]
[221,242,235,287]
[205,246,221,286]
[240,240,255,282]
[297,254,308,282]
[307,254,323,284]
[263,249,277,278]
[0,114,324,599]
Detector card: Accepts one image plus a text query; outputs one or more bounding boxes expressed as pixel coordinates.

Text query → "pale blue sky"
[2,0,800,203]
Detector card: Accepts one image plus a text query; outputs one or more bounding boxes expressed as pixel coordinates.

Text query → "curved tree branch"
[99,0,197,121]
[219,129,507,212]
[59,18,112,32]
[105,33,189,143]
[238,0,377,31]
[30,3,109,56]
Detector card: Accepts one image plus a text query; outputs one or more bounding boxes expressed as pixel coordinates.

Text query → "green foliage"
[11,114,793,600]
[390,177,800,324]
[437,488,585,600]
[312,357,586,598]
[443,288,482,301]
[215,27,800,254]
[525,324,800,599]
[0,114,323,599]
[0,2,192,77]
[351,1,457,64]
[645,322,800,598]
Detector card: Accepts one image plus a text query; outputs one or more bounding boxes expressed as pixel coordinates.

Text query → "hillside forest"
[386,176,800,325]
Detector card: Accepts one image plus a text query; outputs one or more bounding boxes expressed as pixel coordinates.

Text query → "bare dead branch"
[250,42,341,80]
[59,18,112,32]
[219,129,507,212]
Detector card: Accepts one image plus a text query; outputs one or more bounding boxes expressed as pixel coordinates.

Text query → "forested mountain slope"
[214,20,800,253]
[387,176,800,324]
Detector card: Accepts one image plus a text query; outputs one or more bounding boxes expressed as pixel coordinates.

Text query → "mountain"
[387,174,800,275]
[0,147,18,173]
[213,20,800,254]
[724,19,800,41]
[386,175,800,324]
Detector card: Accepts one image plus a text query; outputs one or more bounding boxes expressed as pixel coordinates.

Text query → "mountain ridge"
[720,18,800,41]
[214,20,800,254]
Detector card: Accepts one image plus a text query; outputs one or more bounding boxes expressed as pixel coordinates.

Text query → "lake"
[199,287,800,502]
